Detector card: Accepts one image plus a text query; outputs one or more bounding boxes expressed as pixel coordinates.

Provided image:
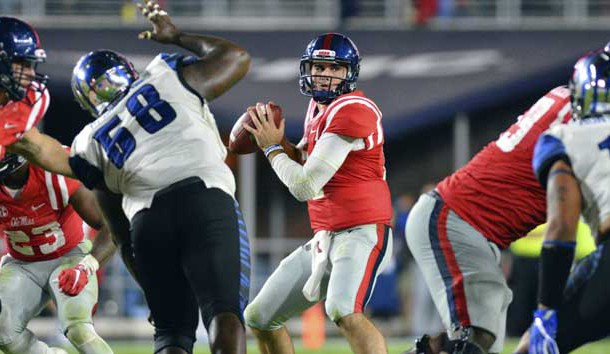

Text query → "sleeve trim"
[69,156,105,190]
[176,56,205,106]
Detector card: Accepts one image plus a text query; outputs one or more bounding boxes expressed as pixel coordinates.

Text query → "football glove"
[529,308,559,354]
[58,254,99,296]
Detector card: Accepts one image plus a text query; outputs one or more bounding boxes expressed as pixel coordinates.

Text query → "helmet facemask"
[299,59,357,104]
[0,153,26,181]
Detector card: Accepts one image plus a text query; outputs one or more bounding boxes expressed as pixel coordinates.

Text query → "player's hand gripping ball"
[228,102,283,154]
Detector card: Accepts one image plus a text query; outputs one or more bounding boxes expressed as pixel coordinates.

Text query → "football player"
[1,1,252,354]
[401,81,573,351]
[243,33,393,353]
[512,48,610,354]
[0,17,114,354]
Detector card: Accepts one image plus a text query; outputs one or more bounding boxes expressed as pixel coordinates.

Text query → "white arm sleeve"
[271,133,356,201]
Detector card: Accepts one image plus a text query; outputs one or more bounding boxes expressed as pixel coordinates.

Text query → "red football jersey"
[302,91,392,232]
[436,86,572,248]
[0,82,50,159]
[0,164,85,261]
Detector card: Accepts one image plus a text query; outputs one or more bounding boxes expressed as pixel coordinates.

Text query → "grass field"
[54,338,610,353]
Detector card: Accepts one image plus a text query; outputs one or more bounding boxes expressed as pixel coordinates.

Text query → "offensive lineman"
[0,16,114,354]
[243,33,393,354]
[403,83,573,353]
[0,1,251,353]
[513,49,610,354]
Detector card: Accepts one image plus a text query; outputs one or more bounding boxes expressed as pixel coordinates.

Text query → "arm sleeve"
[324,101,379,138]
[271,133,356,201]
[59,146,82,198]
[532,131,571,189]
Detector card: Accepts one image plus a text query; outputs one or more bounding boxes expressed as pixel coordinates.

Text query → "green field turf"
[54,338,610,354]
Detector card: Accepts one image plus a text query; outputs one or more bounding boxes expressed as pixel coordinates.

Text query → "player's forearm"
[544,161,581,242]
[89,225,117,267]
[271,154,327,201]
[270,133,352,201]
[176,33,247,63]
[178,33,250,101]
[9,129,74,178]
[538,160,579,309]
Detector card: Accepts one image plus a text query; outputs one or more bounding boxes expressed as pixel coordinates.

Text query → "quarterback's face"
[311,61,347,92]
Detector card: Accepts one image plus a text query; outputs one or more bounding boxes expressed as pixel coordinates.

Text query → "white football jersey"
[71,53,235,221]
[535,117,610,236]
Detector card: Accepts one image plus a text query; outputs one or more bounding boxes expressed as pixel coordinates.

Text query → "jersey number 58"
[93,84,177,168]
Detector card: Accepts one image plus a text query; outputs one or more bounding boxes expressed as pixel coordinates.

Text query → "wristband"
[538,240,575,308]
[264,144,284,158]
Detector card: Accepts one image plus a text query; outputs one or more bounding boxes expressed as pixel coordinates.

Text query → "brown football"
[228,103,283,155]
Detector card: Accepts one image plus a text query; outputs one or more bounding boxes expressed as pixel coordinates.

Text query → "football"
[228,103,283,155]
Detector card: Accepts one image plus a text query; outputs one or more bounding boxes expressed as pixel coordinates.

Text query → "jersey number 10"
[93,84,177,168]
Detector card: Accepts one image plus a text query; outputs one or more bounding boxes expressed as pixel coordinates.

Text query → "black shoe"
[401,334,431,354]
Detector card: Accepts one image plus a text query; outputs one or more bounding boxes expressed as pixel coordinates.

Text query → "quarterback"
[244,33,393,354]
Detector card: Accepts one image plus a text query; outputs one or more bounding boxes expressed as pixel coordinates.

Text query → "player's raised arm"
[137,0,250,101]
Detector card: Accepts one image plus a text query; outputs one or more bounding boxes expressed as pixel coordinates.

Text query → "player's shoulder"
[146,52,196,74]
[327,90,381,117]
[71,122,97,156]
[23,164,51,187]
[546,116,610,139]
[545,85,570,101]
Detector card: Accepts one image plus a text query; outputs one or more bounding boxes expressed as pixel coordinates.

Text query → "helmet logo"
[34,48,46,60]
[312,49,336,60]
[13,37,33,44]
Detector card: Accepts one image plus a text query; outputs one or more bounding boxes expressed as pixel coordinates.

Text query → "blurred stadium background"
[3,0,610,352]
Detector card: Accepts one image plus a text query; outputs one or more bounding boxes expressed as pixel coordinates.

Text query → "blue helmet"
[0,17,47,101]
[570,48,610,120]
[0,153,26,180]
[299,33,360,104]
[71,50,139,118]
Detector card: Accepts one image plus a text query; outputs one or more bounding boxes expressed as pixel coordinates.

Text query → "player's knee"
[244,302,283,331]
[0,303,18,346]
[153,331,195,354]
[65,323,98,347]
[324,298,352,323]
[201,307,243,331]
